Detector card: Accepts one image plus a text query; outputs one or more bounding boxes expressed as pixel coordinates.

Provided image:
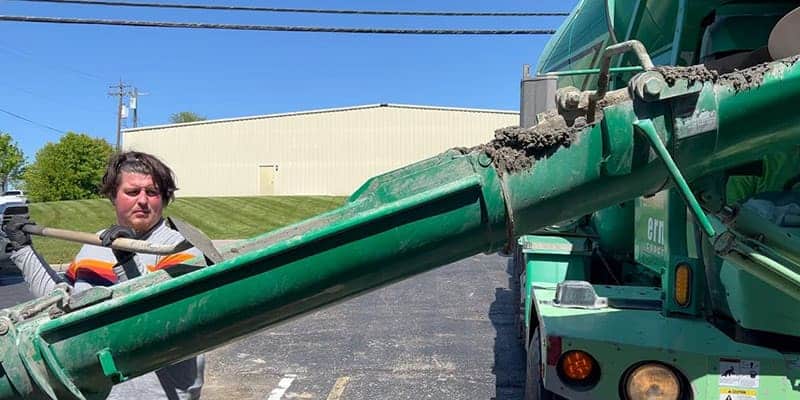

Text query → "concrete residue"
[719,61,779,91]
[469,88,630,174]
[224,213,341,259]
[655,65,719,87]
[656,55,800,92]
[463,57,800,175]
[477,116,585,173]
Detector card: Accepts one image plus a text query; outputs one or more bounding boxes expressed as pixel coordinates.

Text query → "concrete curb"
[52,264,69,272]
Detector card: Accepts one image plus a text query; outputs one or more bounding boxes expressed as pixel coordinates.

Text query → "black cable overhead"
[0,107,66,134]
[12,0,571,17]
[0,15,558,34]
[0,40,105,81]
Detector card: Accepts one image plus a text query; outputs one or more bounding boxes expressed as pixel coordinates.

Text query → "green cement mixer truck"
[512,1,800,399]
[3,1,800,399]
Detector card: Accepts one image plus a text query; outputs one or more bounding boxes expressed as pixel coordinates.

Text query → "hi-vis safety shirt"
[11,219,207,400]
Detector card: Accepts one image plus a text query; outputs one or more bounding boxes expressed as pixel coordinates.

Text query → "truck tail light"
[557,350,600,388]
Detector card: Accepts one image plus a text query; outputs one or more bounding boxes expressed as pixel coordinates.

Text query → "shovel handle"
[22,225,193,255]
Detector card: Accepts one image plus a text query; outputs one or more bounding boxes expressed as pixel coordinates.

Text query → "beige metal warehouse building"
[122,104,518,197]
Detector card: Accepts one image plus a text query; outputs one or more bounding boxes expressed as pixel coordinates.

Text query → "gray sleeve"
[10,246,67,297]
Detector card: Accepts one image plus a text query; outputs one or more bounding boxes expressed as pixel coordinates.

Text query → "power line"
[0,107,66,134]
[0,81,109,114]
[0,41,106,81]
[0,15,558,34]
[13,0,570,17]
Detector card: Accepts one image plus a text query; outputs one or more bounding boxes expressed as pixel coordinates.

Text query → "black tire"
[524,328,557,400]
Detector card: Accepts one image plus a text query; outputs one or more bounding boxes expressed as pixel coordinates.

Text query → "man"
[3,151,206,400]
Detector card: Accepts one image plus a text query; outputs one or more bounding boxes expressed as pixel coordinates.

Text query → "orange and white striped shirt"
[65,220,204,290]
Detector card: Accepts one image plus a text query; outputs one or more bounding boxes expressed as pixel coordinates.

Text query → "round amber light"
[560,351,595,381]
[625,363,680,400]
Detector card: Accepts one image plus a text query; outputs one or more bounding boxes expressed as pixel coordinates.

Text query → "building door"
[259,165,278,195]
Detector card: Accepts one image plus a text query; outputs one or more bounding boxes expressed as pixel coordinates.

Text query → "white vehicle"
[1,190,27,204]
[0,197,29,262]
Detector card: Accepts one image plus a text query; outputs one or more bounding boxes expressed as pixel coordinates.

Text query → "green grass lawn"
[28,196,347,264]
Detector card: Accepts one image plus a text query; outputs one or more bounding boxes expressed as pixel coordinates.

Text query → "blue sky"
[1,0,577,160]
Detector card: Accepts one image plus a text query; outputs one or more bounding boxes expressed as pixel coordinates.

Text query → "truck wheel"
[525,329,556,400]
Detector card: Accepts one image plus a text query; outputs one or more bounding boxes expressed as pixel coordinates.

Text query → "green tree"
[0,133,25,192]
[169,111,206,124]
[23,133,114,202]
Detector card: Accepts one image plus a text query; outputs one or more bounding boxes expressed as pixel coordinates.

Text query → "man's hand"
[99,225,136,247]
[2,215,35,251]
[99,225,137,262]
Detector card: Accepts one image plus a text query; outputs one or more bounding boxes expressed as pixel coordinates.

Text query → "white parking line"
[266,373,297,400]
[326,376,351,400]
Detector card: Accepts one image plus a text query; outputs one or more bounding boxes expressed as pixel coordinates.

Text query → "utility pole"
[131,87,138,128]
[129,87,148,128]
[108,80,130,150]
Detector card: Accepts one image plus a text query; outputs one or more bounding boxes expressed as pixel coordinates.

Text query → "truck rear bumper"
[533,285,800,399]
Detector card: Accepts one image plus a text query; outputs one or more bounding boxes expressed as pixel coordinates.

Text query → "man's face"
[114,171,163,234]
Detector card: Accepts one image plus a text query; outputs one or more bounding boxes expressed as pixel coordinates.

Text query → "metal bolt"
[631,71,666,101]
[556,86,582,110]
[713,232,735,254]
[643,77,665,97]
[478,152,493,168]
[565,92,581,109]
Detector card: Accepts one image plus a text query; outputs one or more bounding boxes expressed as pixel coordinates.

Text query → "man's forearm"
[11,246,66,297]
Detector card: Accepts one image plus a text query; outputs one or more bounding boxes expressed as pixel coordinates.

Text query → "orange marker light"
[674,263,691,307]
[560,351,594,381]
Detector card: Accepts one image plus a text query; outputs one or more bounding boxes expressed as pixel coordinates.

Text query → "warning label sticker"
[719,359,760,388]
[720,387,757,400]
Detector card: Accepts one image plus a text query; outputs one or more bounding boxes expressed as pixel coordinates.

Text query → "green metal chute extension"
[2,58,800,399]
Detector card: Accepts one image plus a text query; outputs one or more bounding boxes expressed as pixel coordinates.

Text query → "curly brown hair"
[100,151,177,205]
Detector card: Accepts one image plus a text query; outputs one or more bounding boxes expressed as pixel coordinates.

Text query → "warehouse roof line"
[123,103,519,132]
